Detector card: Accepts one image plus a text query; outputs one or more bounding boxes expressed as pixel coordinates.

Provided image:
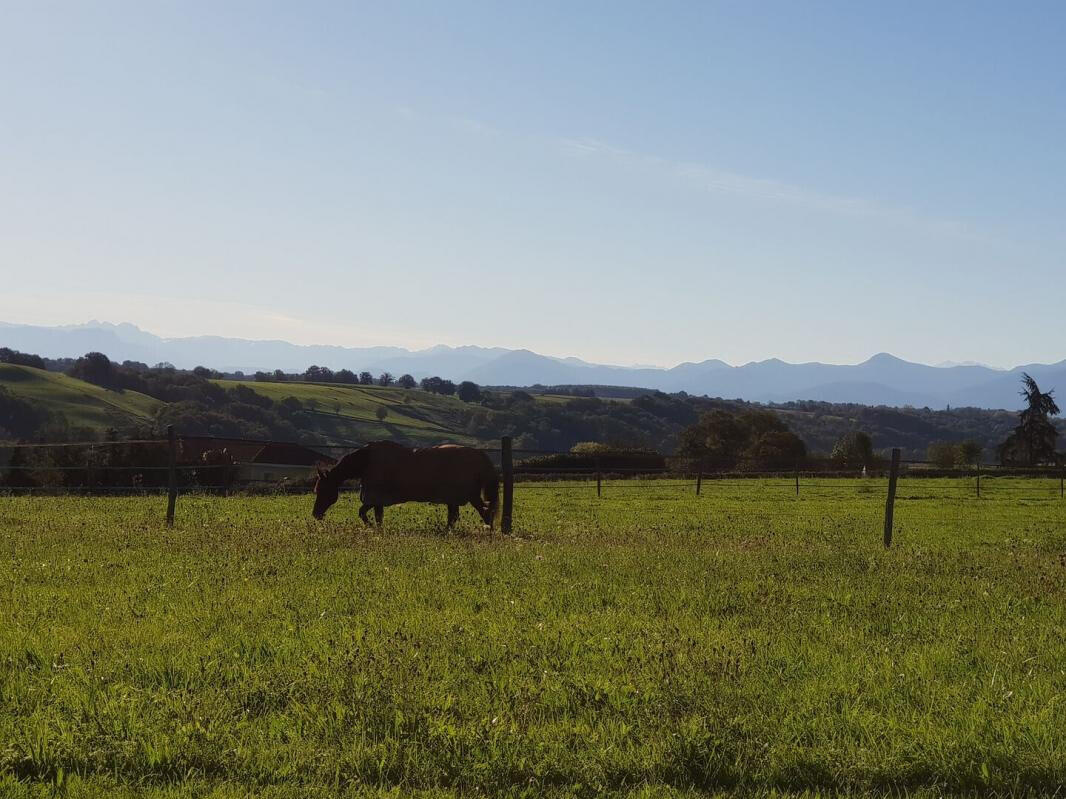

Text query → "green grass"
[214,380,478,445]
[1,480,1065,797]
[532,393,630,405]
[0,364,162,432]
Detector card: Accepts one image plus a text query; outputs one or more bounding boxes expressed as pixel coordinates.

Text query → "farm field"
[1,481,1065,797]
[0,364,161,432]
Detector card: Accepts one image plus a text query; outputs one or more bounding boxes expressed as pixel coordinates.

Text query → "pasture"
[1,481,1064,797]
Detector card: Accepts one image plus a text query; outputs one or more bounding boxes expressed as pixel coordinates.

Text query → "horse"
[311,441,500,529]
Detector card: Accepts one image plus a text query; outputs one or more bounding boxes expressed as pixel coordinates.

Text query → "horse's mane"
[328,441,409,482]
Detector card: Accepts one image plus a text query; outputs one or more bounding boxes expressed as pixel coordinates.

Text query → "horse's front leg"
[446,504,459,528]
[358,503,374,526]
[374,505,384,526]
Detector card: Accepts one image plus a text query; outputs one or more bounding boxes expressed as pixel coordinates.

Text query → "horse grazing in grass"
[311,441,499,529]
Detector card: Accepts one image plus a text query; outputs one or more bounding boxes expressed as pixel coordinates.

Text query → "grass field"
[0,364,161,432]
[214,380,478,446]
[1,480,1064,797]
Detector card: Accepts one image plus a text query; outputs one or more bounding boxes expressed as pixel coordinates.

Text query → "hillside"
[212,379,478,446]
[0,363,161,433]
[3,359,1062,462]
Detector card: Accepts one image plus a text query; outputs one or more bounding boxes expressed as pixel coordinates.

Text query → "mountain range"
[3,321,1063,411]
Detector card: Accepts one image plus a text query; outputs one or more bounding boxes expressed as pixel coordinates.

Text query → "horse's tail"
[483,467,499,526]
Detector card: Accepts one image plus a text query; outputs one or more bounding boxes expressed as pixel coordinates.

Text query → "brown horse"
[311,441,499,528]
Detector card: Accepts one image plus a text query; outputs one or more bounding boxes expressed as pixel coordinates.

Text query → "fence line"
[3,433,1064,534]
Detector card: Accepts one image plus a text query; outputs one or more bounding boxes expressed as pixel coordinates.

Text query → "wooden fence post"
[1060,465,1064,499]
[883,448,901,548]
[500,436,513,534]
[595,457,602,498]
[86,444,94,494]
[166,425,177,527]
[976,463,980,497]
[695,458,703,495]
[795,462,800,496]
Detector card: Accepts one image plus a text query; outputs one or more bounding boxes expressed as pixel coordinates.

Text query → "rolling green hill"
[0,363,1045,461]
[0,363,161,432]
[213,379,478,445]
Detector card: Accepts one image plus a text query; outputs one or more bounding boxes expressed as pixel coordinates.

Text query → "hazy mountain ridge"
[2,321,1064,411]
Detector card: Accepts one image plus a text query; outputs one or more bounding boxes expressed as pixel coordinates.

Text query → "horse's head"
[311,466,339,519]
[311,448,370,519]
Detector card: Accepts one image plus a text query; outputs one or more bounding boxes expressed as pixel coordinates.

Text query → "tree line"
[1,347,1061,465]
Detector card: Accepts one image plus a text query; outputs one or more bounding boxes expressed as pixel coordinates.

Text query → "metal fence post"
[500,436,513,534]
[795,463,800,497]
[695,458,703,495]
[976,463,980,497]
[595,457,602,498]
[883,448,901,548]
[166,425,177,527]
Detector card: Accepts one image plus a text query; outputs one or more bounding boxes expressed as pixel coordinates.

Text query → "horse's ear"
[317,466,327,479]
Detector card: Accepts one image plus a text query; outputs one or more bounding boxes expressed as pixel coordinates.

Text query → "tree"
[375,405,388,421]
[831,431,874,468]
[678,410,749,463]
[745,431,806,466]
[926,441,957,469]
[68,352,118,389]
[279,396,303,413]
[0,347,46,369]
[335,369,357,384]
[457,381,481,403]
[272,369,288,382]
[956,440,982,466]
[419,376,455,395]
[0,386,51,438]
[397,374,416,389]
[359,371,374,385]
[304,365,333,382]
[378,372,394,387]
[999,374,1060,465]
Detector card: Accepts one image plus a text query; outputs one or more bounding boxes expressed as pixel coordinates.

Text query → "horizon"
[3,318,1047,373]
[3,3,1066,368]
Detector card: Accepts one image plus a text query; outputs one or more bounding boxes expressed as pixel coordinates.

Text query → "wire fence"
[1,435,1063,537]
[2,434,1063,492]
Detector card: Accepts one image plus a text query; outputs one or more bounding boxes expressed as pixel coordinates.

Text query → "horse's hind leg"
[374,505,384,526]
[446,504,459,529]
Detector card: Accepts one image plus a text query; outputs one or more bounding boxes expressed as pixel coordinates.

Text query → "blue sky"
[2,1,1064,367]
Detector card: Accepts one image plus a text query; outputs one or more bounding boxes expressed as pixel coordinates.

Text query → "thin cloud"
[392,106,996,243]
[558,135,987,240]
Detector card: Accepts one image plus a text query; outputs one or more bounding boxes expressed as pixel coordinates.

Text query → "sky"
[2,1,1064,369]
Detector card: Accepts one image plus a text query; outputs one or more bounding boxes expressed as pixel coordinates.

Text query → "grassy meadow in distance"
[211,380,479,446]
[0,364,161,431]
[1,479,1065,797]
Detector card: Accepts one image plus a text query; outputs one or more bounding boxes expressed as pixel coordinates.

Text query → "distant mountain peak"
[863,352,906,365]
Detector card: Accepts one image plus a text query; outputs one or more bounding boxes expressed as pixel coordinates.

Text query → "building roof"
[249,441,335,466]
[179,437,335,466]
